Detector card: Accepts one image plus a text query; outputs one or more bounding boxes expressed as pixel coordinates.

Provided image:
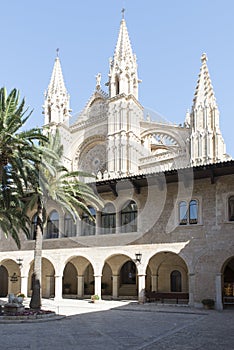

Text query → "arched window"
[46,210,59,239]
[30,214,37,240]
[115,76,120,95]
[48,106,51,123]
[82,207,96,236]
[120,261,136,284]
[189,200,198,224]
[179,201,187,225]
[121,200,137,233]
[170,270,182,292]
[64,213,77,237]
[126,74,130,94]
[101,203,116,234]
[228,196,234,221]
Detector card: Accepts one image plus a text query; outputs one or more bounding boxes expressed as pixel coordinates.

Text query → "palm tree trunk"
[0,155,8,183]
[30,196,43,310]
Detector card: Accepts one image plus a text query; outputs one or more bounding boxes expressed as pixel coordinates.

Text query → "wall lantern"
[135,252,142,264]
[16,258,23,269]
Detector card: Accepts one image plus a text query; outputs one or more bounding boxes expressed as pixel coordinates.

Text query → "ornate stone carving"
[79,144,107,175]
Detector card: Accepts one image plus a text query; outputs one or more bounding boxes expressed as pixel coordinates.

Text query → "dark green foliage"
[0,87,46,248]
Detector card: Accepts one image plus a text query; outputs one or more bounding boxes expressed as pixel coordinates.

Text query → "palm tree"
[28,129,102,309]
[0,189,30,248]
[0,87,46,247]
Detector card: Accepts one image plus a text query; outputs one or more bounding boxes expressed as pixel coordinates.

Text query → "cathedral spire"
[43,51,71,126]
[47,51,67,98]
[192,53,217,111]
[189,53,228,165]
[107,12,140,99]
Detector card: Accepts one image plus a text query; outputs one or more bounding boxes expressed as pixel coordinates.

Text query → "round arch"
[221,256,234,306]
[193,247,234,309]
[0,259,21,297]
[62,256,95,298]
[101,262,112,297]
[102,253,138,299]
[0,265,8,297]
[146,252,188,293]
[28,258,55,298]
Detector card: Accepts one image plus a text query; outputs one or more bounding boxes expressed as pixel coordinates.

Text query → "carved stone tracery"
[79,143,107,175]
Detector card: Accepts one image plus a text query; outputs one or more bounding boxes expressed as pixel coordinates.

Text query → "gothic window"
[115,76,120,95]
[101,203,116,234]
[48,106,51,123]
[179,200,198,225]
[30,214,37,240]
[126,74,130,94]
[189,200,198,224]
[228,196,234,221]
[46,210,59,239]
[82,207,96,236]
[170,270,182,292]
[179,201,187,225]
[64,213,77,237]
[121,200,137,233]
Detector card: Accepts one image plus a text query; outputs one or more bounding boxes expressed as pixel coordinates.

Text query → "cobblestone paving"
[1,300,234,350]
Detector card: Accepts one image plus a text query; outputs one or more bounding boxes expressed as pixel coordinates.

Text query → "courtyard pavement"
[1,298,234,349]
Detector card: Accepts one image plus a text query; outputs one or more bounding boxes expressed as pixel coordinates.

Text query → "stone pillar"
[112,275,119,299]
[20,275,28,297]
[94,275,102,298]
[138,274,146,304]
[216,273,223,311]
[77,275,84,297]
[188,273,195,307]
[151,274,158,291]
[77,218,82,236]
[59,216,64,238]
[54,275,63,301]
[116,212,121,234]
[46,276,51,298]
[96,211,101,235]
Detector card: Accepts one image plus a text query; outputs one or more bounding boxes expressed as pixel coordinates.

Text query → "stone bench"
[145,291,189,304]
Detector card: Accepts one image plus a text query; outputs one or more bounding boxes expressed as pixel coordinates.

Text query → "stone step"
[119,284,137,296]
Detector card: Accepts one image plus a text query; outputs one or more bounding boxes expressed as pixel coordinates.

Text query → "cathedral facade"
[0,14,234,310]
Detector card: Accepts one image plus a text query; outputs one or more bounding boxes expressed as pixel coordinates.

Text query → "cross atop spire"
[56,48,59,57]
[121,8,125,19]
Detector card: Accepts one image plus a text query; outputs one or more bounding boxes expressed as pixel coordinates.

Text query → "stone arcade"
[0,13,234,310]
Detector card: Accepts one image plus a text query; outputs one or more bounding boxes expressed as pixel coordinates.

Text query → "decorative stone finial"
[56,48,59,58]
[121,8,125,19]
[201,53,207,63]
[95,73,101,90]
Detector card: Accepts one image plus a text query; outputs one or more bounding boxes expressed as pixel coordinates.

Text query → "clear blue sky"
[0,0,233,156]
